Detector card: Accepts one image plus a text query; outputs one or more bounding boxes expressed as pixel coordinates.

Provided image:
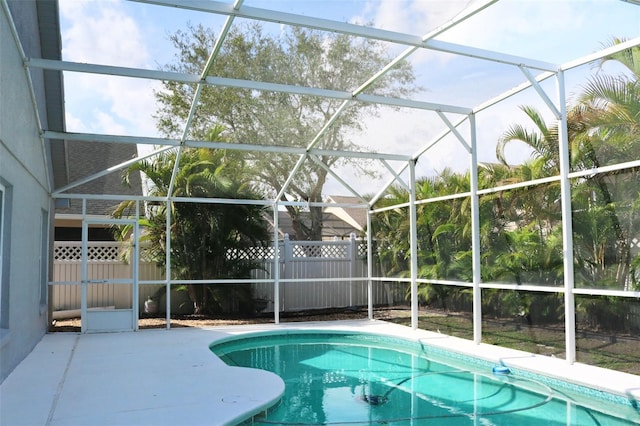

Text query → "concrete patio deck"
[1,320,639,425]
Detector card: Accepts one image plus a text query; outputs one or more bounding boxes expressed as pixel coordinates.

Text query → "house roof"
[59,140,143,216]
[264,202,365,241]
[8,0,66,189]
[9,0,142,217]
[325,195,367,233]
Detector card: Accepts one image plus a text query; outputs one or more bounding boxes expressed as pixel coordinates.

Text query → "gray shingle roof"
[59,140,142,216]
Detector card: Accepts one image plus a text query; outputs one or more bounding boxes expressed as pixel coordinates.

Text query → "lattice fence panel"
[292,245,311,257]
[291,243,350,259]
[358,243,368,258]
[54,244,82,261]
[54,243,121,261]
[88,245,120,261]
[322,244,348,258]
[226,246,277,261]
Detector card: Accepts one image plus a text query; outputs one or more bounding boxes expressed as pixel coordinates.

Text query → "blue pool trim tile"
[415,339,636,408]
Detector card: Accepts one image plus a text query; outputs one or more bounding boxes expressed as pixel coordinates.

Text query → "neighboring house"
[54,139,142,242]
[0,0,59,382]
[265,195,367,241]
[324,195,367,239]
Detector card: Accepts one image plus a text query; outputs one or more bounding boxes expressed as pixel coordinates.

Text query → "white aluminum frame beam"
[167,1,243,198]
[52,145,174,195]
[275,153,308,202]
[366,211,374,320]
[45,130,412,196]
[560,36,640,71]
[474,36,640,115]
[368,163,411,207]
[272,202,280,324]
[309,155,367,202]
[469,114,482,344]
[56,193,374,211]
[164,200,172,328]
[2,0,51,192]
[436,111,472,153]
[412,114,468,161]
[44,130,408,160]
[556,70,577,364]
[293,0,496,198]
[519,65,561,119]
[380,159,410,192]
[27,59,471,115]
[132,0,558,72]
[408,161,419,330]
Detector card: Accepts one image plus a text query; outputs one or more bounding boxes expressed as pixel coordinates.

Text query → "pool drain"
[360,394,388,405]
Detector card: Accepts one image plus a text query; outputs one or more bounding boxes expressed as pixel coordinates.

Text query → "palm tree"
[371,170,474,309]
[371,185,411,278]
[496,105,562,176]
[493,39,639,290]
[114,127,270,315]
[572,38,640,289]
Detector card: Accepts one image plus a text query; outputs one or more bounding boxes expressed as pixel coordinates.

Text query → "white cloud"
[437,1,583,59]
[344,0,637,189]
[59,0,159,137]
[57,0,639,193]
[64,112,87,133]
[101,76,160,136]
[356,1,625,68]
[60,0,150,67]
[347,0,617,183]
[366,0,471,35]
[95,110,127,135]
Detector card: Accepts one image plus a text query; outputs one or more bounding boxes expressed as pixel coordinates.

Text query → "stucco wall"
[0,1,51,383]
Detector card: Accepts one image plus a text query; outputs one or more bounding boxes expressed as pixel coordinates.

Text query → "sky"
[57,0,640,196]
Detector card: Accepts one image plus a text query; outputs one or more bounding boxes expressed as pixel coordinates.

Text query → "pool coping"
[208,320,640,424]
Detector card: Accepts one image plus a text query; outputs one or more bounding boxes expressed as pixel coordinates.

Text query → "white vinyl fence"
[52,242,136,314]
[247,234,403,312]
[51,234,405,317]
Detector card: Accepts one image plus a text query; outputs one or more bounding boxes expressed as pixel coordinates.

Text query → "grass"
[386,310,640,375]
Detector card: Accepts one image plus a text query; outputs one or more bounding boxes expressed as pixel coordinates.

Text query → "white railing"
[51,235,404,315]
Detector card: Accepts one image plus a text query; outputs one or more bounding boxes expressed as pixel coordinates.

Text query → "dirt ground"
[50,307,411,332]
[50,307,639,375]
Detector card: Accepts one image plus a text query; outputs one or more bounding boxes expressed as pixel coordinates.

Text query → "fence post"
[282,234,292,311]
[349,233,357,307]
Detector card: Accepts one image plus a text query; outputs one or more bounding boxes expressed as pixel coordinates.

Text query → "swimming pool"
[211,331,639,425]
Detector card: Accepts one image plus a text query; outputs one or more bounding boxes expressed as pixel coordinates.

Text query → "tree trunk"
[308,205,323,240]
[187,284,207,315]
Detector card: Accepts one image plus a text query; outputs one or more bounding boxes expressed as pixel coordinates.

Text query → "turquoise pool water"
[210,331,639,425]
